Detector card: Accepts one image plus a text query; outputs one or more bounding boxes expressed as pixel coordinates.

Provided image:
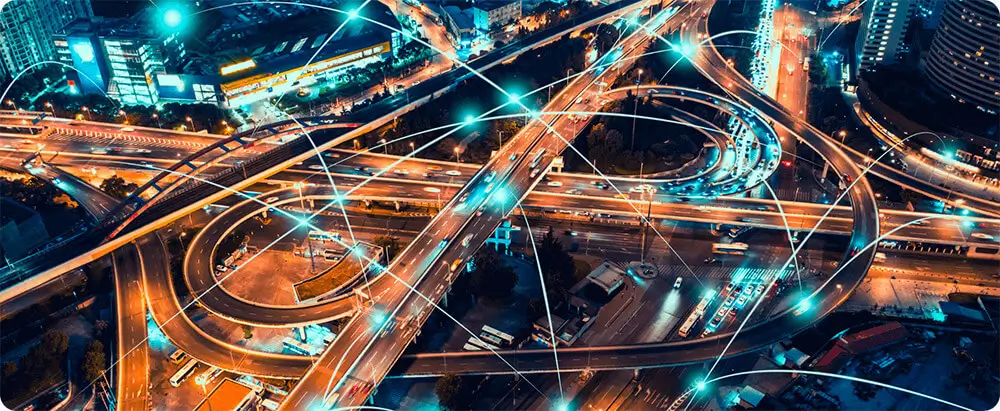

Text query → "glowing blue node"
[509,93,521,104]
[696,380,707,391]
[347,9,360,19]
[553,399,571,411]
[163,9,183,28]
[464,115,475,124]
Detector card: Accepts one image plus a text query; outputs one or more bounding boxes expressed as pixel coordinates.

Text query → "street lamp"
[152,113,162,128]
[5,100,17,112]
[43,102,54,116]
[631,69,643,150]
[837,130,847,143]
[409,141,415,154]
[454,146,462,163]
[293,182,316,272]
[118,110,128,125]
[81,106,91,120]
[186,116,195,131]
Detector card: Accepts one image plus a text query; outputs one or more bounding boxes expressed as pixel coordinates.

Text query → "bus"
[463,343,482,351]
[693,298,711,316]
[282,337,321,356]
[677,315,700,338]
[169,358,200,387]
[308,230,340,242]
[712,242,749,256]
[195,365,223,386]
[479,332,504,347]
[529,149,546,169]
[168,349,187,364]
[803,57,810,71]
[467,336,499,351]
[482,325,515,346]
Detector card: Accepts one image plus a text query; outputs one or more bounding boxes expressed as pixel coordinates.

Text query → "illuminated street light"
[151,113,162,128]
[43,101,54,116]
[186,116,195,131]
[454,146,462,163]
[81,106,91,120]
[163,8,183,28]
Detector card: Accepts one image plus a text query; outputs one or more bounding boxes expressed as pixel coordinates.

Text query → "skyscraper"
[855,0,916,73]
[0,0,93,79]
[922,0,1000,113]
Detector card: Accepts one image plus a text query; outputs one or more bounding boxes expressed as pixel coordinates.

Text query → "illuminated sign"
[220,59,256,76]
[71,41,96,62]
[157,74,185,91]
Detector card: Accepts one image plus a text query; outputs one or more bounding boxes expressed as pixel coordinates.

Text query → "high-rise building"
[54,17,183,105]
[855,0,917,72]
[0,0,93,79]
[922,0,1000,113]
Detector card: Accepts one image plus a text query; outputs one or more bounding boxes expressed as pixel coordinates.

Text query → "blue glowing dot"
[509,93,521,103]
[464,115,475,124]
[163,9,183,27]
[696,380,707,391]
[347,9,360,19]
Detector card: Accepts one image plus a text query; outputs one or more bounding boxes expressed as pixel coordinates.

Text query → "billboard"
[67,36,107,95]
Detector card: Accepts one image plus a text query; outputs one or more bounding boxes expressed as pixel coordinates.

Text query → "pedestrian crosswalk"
[658,264,791,284]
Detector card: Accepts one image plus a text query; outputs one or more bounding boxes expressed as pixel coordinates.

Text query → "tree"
[241,325,254,340]
[81,340,106,383]
[537,228,576,290]
[435,374,467,409]
[99,175,138,199]
[469,248,518,299]
[3,362,16,379]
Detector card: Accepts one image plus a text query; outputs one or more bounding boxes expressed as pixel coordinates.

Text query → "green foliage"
[469,248,518,299]
[435,374,469,410]
[0,177,65,208]
[536,228,576,307]
[81,340,106,383]
[99,175,138,200]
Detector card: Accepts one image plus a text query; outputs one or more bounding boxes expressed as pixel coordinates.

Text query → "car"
[309,164,324,170]
[673,277,683,289]
[461,234,474,247]
[458,193,469,203]
[449,259,463,272]
[709,316,723,329]
[446,170,462,176]
[120,127,135,132]
[485,171,497,183]
[547,181,563,187]
[529,169,540,178]
[971,233,995,241]
[426,165,443,171]
[485,183,495,193]
[52,177,62,184]
[439,238,449,248]
[737,295,748,306]
[354,166,369,172]
[724,296,736,307]
[509,154,517,161]
[392,168,409,175]
[476,205,485,216]
[755,285,764,295]
[215,265,228,273]
[723,283,734,295]
[265,196,280,203]
[704,257,720,264]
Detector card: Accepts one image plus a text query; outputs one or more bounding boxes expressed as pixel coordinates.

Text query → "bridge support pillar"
[551,156,564,173]
[485,220,520,255]
[394,201,401,212]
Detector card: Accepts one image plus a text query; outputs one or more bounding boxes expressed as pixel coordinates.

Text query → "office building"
[855,0,916,72]
[54,16,183,105]
[922,0,1000,113]
[0,0,93,79]
[472,0,522,31]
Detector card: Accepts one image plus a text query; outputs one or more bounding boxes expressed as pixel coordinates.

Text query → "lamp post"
[44,102,55,116]
[186,116,195,131]
[631,69,643,150]
[454,146,462,163]
[81,106,91,120]
[409,141,415,154]
[152,113,161,128]
[294,182,316,272]
[118,110,128,125]
[5,100,17,112]
[378,138,388,154]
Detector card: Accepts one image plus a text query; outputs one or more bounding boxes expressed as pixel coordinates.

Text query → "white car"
[461,234,474,247]
[446,170,462,176]
[308,164,324,170]
[392,168,409,175]
[971,233,995,241]
[673,277,683,289]
[265,196,280,203]
[546,181,563,187]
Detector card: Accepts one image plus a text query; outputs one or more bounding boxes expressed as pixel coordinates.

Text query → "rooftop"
[193,378,256,411]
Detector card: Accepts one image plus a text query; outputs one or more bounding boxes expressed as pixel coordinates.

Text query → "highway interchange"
[1,0,998,409]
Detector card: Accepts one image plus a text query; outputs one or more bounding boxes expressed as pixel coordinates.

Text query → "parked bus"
[479,332,504,347]
[195,365,223,386]
[168,349,187,364]
[308,230,340,242]
[467,336,499,351]
[482,325,515,346]
[712,242,749,256]
[282,337,321,356]
[803,57,810,71]
[169,358,200,387]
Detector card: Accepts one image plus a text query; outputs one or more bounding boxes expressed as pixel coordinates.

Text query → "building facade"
[0,0,93,79]
[855,0,916,72]
[922,0,1000,113]
[54,17,181,105]
[472,0,522,31]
